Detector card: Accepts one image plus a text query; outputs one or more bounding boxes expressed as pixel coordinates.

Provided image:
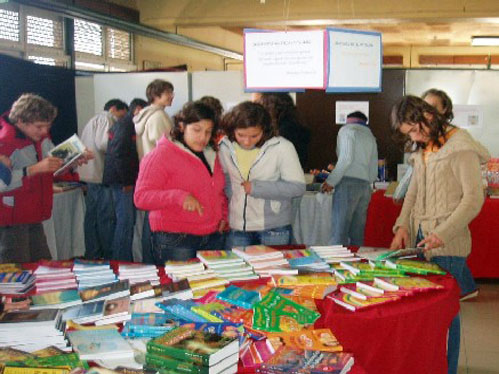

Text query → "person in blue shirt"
[322,111,378,246]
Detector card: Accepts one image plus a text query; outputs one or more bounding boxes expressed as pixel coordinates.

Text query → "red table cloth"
[316,275,460,374]
[364,190,499,278]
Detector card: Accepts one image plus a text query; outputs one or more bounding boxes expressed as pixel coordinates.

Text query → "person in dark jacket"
[258,93,311,169]
[103,98,147,261]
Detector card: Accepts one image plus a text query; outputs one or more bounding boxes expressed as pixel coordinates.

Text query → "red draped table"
[364,190,499,278]
[315,275,460,374]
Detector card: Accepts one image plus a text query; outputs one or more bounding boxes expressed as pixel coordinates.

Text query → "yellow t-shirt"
[234,143,260,180]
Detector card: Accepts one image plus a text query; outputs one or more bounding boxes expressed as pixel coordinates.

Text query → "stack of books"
[121,312,177,339]
[72,260,117,290]
[58,296,132,327]
[67,328,134,361]
[309,245,360,263]
[0,295,31,311]
[118,264,160,286]
[232,245,293,276]
[282,249,330,271]
[0,270,36,295]
[29,289,82,310]
[145,326,239,374]
[78,280,130,303]
[164,259,207,281]
[0,309,66,352]
[198,250,258,282]
[33,265,77,294]
[158,279,193,300]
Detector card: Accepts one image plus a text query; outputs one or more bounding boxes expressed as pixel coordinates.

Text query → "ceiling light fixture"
[471,36,499,46]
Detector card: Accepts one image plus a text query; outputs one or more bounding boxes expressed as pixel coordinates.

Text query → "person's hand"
[0,155,12,169]
[390,227,410,250]
[28,156,63,176]
[241,181,252,194]
[183,194,204,215]
[417,233,444,252]
[321,182,333,194]
[75,149,94,166]
[218,219,228,233]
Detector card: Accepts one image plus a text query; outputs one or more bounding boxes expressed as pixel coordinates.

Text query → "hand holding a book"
[28,156,63,176]
[417,233,443,251]
[390,227,410,250]
[75,149,94,166]
[183,194,204,215]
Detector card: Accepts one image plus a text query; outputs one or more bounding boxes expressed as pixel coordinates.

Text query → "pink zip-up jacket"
[134,136,227,235]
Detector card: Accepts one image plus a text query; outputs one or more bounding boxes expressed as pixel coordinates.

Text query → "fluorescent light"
[471,36,499,46]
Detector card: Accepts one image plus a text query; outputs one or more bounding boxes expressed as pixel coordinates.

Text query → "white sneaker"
[460,289,479,301]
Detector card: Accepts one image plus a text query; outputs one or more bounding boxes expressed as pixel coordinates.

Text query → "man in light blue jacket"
[322,111,378,246]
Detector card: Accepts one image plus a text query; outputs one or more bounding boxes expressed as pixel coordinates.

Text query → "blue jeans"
[329,177,372,246]
[141,211,154,264]
[152,231,225,264]
[110,185,135,262]
[84,183,115,260]
[226,225,292,249]
[431,256,471,374]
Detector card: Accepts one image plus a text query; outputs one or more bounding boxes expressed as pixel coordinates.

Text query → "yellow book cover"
[267,328,343,353]
[279,284,337,299]
[273,274,337,287]
[3,367,69,374]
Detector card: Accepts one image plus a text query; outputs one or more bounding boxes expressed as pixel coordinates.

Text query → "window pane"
[27,15,63,48]
[74,19,102,56]
[0,9,20,42]
[106,27,130,60]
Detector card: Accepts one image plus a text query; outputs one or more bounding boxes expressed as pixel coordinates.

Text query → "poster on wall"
[326,28,382,92]
[244,29,325,91]
[335,101,369,124]
[452,105,483,128]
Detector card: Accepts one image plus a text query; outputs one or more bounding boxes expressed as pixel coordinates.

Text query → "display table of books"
[364,190,499,278]
[0,247,460,374]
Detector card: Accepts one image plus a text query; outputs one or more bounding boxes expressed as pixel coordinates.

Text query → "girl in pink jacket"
[134,102,228,263]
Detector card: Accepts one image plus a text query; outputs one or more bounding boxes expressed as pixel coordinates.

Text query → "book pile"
[30,289,82,310]
[334,261,406,283]
[164,259,206,281]
[117,264,160,286]
[385,259,447,275]
[121,312,177,339]
[0,309,66,352]
[198,250,258,282]
[216,285,261,309]
[258,347,354,374]
[232,246,294,276]
[0,271,36,295]
[78,280,130,303]
[67,328,134,361]
[57,296,131,327]
[33,265,77,294]
[281,249,330,271]
[309,245,360,263]
[145,326,239,374]
[329,276,444,311]
[158,279,193,301]
[73,260,117,290]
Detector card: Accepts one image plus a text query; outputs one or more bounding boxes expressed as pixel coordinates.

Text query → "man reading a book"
[0,93,92,263]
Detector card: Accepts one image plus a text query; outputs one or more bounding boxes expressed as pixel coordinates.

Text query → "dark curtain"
[0,54,77,145]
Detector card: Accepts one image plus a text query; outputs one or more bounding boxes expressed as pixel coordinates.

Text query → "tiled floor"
[458,281,499,374]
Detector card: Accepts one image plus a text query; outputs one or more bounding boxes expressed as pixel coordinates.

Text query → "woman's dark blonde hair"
[172,102,218,150]
[221,101,275,147]
[422,88,454,122]
[391,95,454,151]
[8,93,57,124]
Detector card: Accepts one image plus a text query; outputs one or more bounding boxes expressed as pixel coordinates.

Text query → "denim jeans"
[431,256,471,374]
[141,211,154,264]
[329,177,372,246]
[110,185,135,262]
[84,183,115,260]
[225,225,292,249]
[152,231,225,264]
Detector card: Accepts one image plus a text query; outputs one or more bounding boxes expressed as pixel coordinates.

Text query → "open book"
[49,134,85,176]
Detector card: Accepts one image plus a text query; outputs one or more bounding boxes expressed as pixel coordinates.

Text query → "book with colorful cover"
[78,280,130,302]
[282,249,326,267]
[272,274,337,287]
[258,347,354,374]
[158,279,191,297]
[374,276,444,292]
[232,245,283,260]
[177,322,245,345]
[30,289,81,306]
[275,284,336,299]
[146,326,239,366]
[266,329,342,353]
[0,264,22,273]
[7,353,89,370]
[215,285,260,309]
[329,291,399,311]
[240,339,275,368]
[387,259,447,275]
[333,269,377,284]
[30,346,66,358]
[187,277,228,292]
[215,307,254,329]
[191,303,227,322]
[0,348,35,363]
[2,368,70,374]
[146,351,239,374]
[156,299,207,322]
[196,251,243,265]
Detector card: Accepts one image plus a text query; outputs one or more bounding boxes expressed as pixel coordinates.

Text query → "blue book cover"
[216,285,260,309]
[155,300,207,322]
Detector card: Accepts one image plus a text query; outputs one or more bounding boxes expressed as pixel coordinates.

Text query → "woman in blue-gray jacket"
[219,101,306,249]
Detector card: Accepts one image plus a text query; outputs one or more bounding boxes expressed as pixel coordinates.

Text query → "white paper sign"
[335,101,369,124]
[244,29,325,90]
[327,28,382,92]
[452,105,483,128]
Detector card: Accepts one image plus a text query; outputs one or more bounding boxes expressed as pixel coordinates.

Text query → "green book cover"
[393,259,446,275]
[8,353,88,370]
[146,353,208,374]
[146,327,238,366]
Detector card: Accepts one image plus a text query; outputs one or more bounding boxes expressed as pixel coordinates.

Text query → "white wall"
[75,76,94,135]
[406,70,499,157]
